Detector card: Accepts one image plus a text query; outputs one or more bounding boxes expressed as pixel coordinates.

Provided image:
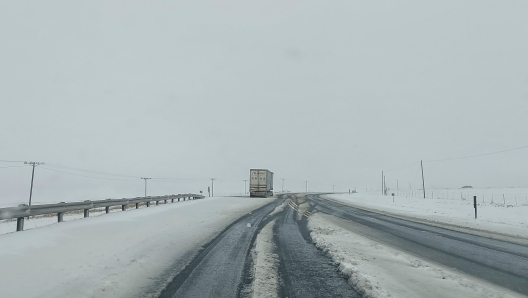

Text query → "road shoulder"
[308,213,525,298]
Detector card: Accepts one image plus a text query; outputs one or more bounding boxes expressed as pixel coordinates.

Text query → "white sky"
[1,1,528,203]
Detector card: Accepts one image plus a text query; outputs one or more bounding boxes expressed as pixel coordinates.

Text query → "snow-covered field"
[308,214,525,298]
[390,187,528,207]
[0,196,274,298]
[324,191,528,240]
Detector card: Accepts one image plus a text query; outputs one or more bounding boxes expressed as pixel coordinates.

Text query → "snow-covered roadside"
[251,218,279,298]
[0,197,275,298]
[324,193,528,240]
[308,213,525,298]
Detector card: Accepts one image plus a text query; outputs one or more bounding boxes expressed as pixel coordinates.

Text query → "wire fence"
[393,188,528,207]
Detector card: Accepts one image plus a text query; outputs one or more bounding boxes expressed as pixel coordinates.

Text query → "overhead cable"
[39,166,138,181]
[425,144,528,163]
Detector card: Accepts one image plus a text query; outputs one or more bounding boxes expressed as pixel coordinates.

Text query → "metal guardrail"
[0,193,205,232]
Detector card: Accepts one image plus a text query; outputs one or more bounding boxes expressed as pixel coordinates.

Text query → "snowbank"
[308,214,524,298]
[251,219,279,298]
[0,197,275,298]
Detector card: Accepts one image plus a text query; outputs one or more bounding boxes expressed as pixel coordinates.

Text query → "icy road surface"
[275,206,359,297]
[309,195,528,296]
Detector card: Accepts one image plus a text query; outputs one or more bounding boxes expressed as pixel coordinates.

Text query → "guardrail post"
[105,206,110,213]
[122,204,126,211]
[84,209,89,218]
[16,217,24,231]
[136,203,139,209]
[58,212,64,222]
[147,201,150,207]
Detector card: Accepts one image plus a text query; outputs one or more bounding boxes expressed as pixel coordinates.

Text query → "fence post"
[122,204,126,211]
[16,217,24,232]
[58,212,64,222]
[474,196,477,219]
[164,199,167,204]
[172,198,174,203]
[105,206,110,213]
[147,201,150,207]
[84,209,89,218]
[136,203,139,209]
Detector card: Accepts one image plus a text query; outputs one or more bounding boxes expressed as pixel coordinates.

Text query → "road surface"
[309,194,528,295]
[157,194,528,297]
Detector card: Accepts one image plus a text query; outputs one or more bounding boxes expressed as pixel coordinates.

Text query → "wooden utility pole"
[141,177,151,197]
[24,161,44,206]
[211,178,216,197]
[383,175,386,196]
[381,171,384,195]
[421,160,426,198]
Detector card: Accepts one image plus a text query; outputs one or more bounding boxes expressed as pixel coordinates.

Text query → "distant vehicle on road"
[249,169,274,197]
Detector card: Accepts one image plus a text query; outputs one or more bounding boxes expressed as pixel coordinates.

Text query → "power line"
[0,159,26,163]
[45,163,141,179]
[387,144,528,172]
[150,177,210,181]
[0,165,29,169]
[425,145,528,163]
[385,161,420,172]
[39,166,137,181]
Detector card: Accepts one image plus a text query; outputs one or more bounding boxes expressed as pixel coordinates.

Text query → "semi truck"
[249,169,274,197]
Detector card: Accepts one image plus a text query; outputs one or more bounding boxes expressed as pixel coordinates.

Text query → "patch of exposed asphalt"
[274,202,360,298]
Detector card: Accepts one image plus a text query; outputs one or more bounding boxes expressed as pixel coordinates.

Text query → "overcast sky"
[1,1,528,204]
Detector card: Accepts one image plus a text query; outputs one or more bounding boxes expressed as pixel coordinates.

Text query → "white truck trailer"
[249,169,274,197]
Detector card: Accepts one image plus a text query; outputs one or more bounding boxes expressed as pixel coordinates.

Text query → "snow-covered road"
[0,196,275,298]
[159,200,281,298]
[2,193,525,298]
[308,194,528,297]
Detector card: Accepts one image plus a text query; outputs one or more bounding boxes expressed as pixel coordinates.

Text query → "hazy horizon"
[1,1,528,204]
